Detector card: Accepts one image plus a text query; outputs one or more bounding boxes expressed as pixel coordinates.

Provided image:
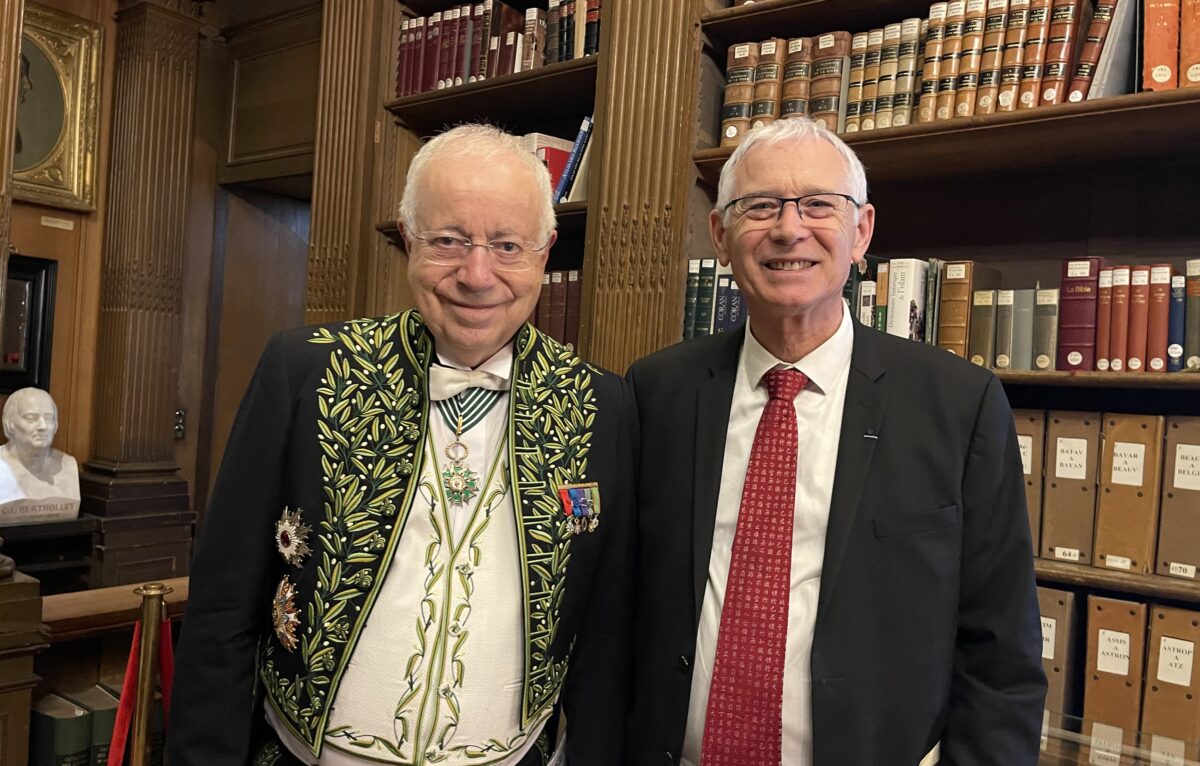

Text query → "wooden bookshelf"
[694,89,1200,186]
[1035,560,1200,605]
[996,370,1200,389]
[42,576,189,643]
[702,0,935,47]
[385,56,599,137]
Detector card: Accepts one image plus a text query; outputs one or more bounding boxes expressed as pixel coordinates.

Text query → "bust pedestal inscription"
[0,388,80,525]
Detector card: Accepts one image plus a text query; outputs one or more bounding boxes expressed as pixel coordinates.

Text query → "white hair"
[398,123,557,242]
[715,117,869,222]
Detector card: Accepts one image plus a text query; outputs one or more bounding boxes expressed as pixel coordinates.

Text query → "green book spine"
[683,259,701,339]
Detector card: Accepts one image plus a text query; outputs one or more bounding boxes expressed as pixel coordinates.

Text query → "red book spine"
[1126,265,1151,371]
[1067,0,1116,101]
[470,4,486,81]
[549,270,568,342]
[1143,0,1181,90]
[1147,264,1173,371]
[1039,0,1082,105]
[454,4,470,86]
[1056,256,1103,371]
[477,2,493,80]
[536,272,551,330]
[396,18,409,99]
[438,8,460,88]
[1095,267,1113,370]
[1109,266,1130,371]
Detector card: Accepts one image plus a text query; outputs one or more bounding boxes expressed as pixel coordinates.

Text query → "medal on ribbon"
[442,416,480,505]
[558,482,601,535]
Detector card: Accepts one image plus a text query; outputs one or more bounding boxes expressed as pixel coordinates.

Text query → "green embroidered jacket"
[170,312,636,766]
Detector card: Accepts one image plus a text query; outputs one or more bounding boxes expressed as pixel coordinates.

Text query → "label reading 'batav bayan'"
[1056,437,1088,480]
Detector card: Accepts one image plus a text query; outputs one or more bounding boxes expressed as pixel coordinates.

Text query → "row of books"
[1037,588,1200,762]
[533,269,582,350]
[30,682,165,766]
[520,120,592,203]
[394,0,601,99]
[848,257,1200,373]
[681,259,748,339]
[719,0,1199,144]
[1016,409,1199,579]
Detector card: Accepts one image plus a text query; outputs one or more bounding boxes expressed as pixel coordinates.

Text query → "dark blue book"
[727,280,746,330]
[683,259,701,339]
[1168,273,1186,372]
[713,267,733,334]
[553,115,592,203]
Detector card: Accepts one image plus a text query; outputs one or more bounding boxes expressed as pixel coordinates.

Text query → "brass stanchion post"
[131,582,172,766]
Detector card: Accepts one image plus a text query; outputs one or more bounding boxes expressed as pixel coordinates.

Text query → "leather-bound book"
[584,0,601,56]
[781,37,813,118]
[1018,0,1052,107]
[844,33,869,132]
[1067,0,1119,101]
[997,0,1031,110]
[954,0,989,115]
[1143,0,1181,90]
[1095,267,1113,370]
[536,272,551,330]
[1040,0,1088,105]
[937,260,1000,357]
[476,1,494,79]
[1108,266,1130,371]
[751,38,786,130]
[423,12,443,92]
[457,4,475,84]
[808,32,852,131]
[1147,264,1173,372]
[1125,265,1151,372]
[936,1,968,119]
[859,29,884,130]
[975,0,1011,113]
[875,23,904,127]
[438,6,460,88]
[1184,0,1200,88]
[892,17,923,126]
[546,0,560,67]
[548,270,567,343]
[919,3,949,122]
[1056,256,1105,371]
[720,42,759,147]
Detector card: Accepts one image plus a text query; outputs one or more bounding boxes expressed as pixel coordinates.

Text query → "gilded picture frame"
[12,4,102,212]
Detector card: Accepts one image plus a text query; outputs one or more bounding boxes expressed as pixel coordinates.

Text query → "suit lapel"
[818,323,887,616]
[692,328,744,625]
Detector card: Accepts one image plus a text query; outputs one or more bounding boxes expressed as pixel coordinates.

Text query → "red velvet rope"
[108,617,174,765]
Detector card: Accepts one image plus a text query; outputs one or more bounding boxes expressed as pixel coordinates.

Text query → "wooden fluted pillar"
[81,0,200,518]
[0,0,24,323]
[305,0,382,324]
[578,0,703,373]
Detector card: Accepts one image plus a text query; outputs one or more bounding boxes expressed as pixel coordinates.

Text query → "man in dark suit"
[170,124,634,766]
[625,117,1045,766]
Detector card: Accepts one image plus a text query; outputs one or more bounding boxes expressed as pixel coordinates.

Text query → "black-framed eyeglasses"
[411,231,551,271]
[722,193,862,224]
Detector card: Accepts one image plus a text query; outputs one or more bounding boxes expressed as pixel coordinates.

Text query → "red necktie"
[701,368,807,766]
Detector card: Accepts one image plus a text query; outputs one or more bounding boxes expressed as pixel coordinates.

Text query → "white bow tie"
[428,365,510,401]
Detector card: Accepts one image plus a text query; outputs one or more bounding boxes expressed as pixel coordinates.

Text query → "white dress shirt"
[681,303,854,766]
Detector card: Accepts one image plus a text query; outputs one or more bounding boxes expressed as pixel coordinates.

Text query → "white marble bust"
[0,387,80,524]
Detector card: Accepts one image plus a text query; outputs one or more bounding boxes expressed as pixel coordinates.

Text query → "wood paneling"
[0,0,24,338]
[305,0,383,324]
[206,188,308,519]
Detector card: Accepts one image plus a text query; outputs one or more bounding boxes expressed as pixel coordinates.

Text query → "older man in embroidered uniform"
[170,125,635,766]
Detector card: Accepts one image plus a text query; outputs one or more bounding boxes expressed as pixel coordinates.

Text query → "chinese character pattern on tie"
[701,368,807,766]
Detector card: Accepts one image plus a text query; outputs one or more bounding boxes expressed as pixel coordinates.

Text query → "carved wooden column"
[0,0,23,323]
[579,0,703,373]
[80,0,200,541]
[305,0,383,324]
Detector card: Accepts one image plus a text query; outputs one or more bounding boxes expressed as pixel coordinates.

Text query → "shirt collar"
[435,342,514,383]
[740,300,854,395]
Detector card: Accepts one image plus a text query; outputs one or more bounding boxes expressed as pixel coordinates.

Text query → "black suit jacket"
[169,313,635,766]
[625,321,1046,766]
